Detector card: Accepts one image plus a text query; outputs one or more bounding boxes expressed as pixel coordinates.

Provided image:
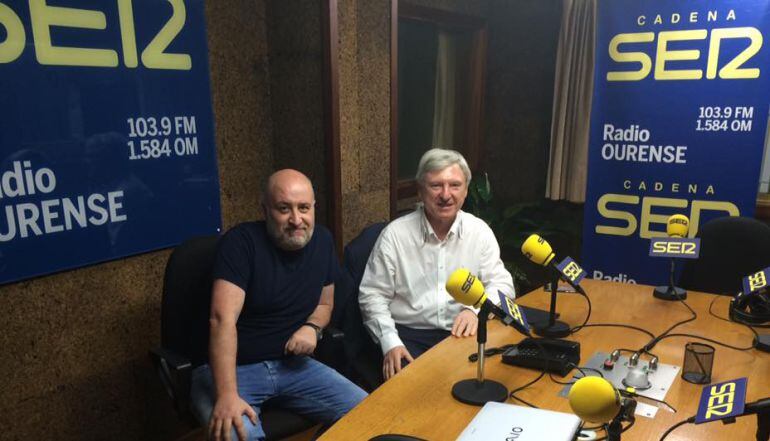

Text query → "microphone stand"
[744,398,770,441]
[533,272,571,338]
[653,257,687,301]
[451,303,508,406]
[757,409,770,441]
[606,397,636,441]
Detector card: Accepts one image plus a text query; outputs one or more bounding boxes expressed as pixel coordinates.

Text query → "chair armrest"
[149,347,194,420]
[315,326,346,376]
[323,326,344,340]
[150,347,192,371]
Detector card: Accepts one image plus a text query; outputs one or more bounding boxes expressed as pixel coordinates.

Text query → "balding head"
[262,169,316,250]
[264,169,314,202]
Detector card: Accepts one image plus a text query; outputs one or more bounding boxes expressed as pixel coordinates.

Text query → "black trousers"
[395,324,451,360]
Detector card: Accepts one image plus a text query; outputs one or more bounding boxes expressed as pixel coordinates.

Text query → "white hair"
[415,148,472,184]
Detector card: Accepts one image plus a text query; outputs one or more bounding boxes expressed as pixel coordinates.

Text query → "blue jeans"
[190,356,366,441]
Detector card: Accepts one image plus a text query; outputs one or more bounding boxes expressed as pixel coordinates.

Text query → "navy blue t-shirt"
[212,221,340,365]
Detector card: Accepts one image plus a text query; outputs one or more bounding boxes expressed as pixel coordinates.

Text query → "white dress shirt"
[358,207,515,355]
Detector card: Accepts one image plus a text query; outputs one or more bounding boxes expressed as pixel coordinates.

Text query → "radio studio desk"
[319,279,770,441]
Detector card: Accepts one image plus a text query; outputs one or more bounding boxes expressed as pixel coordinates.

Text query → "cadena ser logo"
[562,261,584,282]
[504,297,523,324]
[648,238,701,259]
[743,267,770,295]
[607,9,762,81]
[748,271,768,291]
[556,257,587,284]
[0,0,193,70]
[595,193,739,239]
[461,274,475,293]
[498,291,530,334]
[695,378,747,424]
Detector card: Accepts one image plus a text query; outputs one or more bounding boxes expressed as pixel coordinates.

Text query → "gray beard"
[266,219,313,251]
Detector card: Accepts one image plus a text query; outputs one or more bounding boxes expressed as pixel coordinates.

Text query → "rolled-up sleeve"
[358,231,404,355]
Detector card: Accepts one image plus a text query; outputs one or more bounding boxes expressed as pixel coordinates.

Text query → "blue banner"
[582,0,770,285]
[0,0,221,285]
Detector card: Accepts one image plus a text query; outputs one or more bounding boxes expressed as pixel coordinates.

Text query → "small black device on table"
[502,337,580,377]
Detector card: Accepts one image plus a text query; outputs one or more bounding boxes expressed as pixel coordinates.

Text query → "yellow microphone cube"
[446,268,487,308]
[521,234,556,266]
[568,376,620,423]
[667,214,689,238]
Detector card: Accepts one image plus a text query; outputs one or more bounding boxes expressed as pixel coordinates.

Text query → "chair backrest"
[679,216,770,295]
[330,222,387,391]
[345,222,388,286]
[161,235,220,367]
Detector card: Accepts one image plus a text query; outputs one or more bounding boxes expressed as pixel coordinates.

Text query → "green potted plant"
[464,173,583,294]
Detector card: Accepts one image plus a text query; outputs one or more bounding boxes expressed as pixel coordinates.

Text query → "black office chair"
[679,216,770,295]
[149,235,315,440]
[324,222,388,392]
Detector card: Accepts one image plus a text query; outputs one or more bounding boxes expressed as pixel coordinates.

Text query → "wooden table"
[319,279,770,441]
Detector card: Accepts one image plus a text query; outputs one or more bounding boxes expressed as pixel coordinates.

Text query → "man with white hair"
[359,148,514,381]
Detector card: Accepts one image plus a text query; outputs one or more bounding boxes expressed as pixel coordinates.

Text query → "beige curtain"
[546,0,596,203]
[432,30,457,148]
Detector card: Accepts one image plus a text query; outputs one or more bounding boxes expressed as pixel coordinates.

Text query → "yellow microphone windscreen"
[667,214,689,238]
[445,268,487,308]
[521,234,556,266]
[568,376,621,423]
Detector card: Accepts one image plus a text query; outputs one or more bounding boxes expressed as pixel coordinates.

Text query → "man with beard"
[191,169,366,441]
[359,149,514,381]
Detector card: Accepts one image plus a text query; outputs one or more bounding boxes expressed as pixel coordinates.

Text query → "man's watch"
[303,322,323,340]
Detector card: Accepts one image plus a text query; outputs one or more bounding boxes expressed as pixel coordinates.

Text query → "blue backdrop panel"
[582,0,770,285]
[0,0,221,285]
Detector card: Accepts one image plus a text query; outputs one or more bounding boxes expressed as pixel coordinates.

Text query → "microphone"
[521,234,556,266]
[568,376,621,423]
[446,268,530,336]
[652,214,693,301]
[519,234,586,338]
[521,234,586,295]
[569,376,636,441]
[445,268,520,406]
[667,214,689,238]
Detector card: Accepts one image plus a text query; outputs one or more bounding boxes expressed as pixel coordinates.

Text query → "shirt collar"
[419,206,464,242]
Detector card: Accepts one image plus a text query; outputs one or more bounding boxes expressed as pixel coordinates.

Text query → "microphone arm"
[531,272,571,338]
[746,398,770,415]
[758,411,770,441]
[745,399,770,441]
